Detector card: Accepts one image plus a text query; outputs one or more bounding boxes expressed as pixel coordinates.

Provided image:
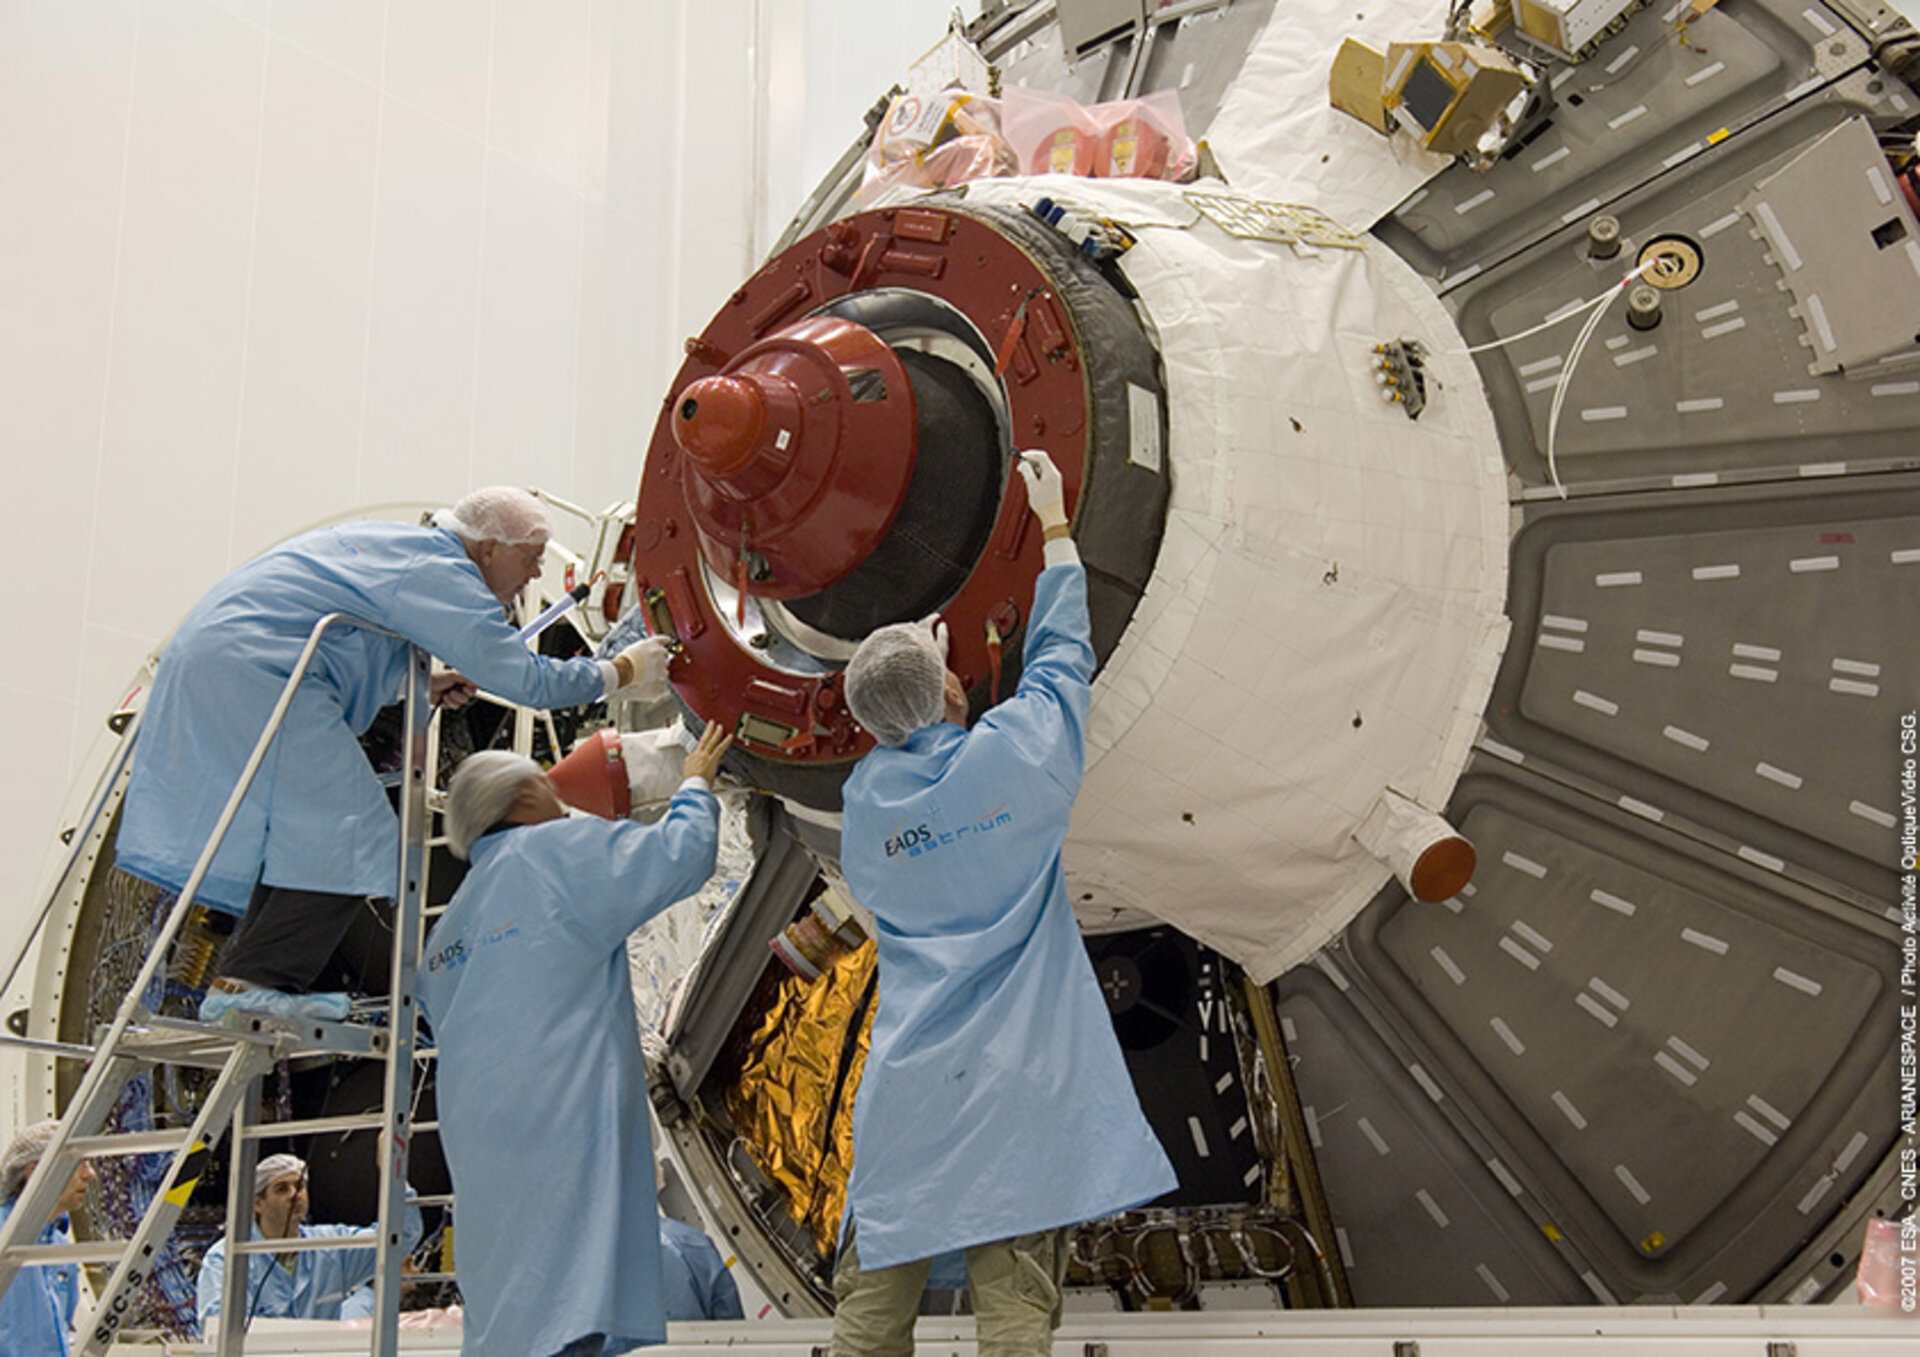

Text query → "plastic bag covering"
[1204,0,1454,229]
[952,176,1510,982]
[860,90,1018,204]
[1002,87,1196,182]
[629,796,754,1034]
[725,939,877,1256]
[1855,1216,1917,1308]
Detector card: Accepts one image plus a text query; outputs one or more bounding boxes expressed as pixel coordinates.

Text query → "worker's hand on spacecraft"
[611,635,674,704]
[1016,449,1067,527]
[431,670,479,709]
[682,722,734,785]
[914,613,950,662]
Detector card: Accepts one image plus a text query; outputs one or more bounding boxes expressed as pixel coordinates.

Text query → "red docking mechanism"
[629,204,1092,768]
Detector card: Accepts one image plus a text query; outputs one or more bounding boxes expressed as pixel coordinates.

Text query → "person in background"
[658,1214,744,1323]
[0,1121,95,1357]
[828,450,1177,1357]
[419,722,732,1357]
[115,485,670,1023]
[195,1154,423,1329]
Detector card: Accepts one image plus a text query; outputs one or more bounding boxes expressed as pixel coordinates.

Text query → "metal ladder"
[0,613,433,1356]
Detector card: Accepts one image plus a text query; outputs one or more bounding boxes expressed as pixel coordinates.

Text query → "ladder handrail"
[40,612,403,1170]
[0,609,425,1357]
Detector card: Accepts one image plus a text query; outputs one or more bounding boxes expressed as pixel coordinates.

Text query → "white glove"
[1016,449,1065,521]
[612,635,673,703]
[915,613,950,662]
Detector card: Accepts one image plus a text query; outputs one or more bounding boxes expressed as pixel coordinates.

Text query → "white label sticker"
[1127,383,1163,474]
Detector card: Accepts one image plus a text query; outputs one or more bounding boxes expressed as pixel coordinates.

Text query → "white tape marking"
[1590,977,1630,1010]
[1656,1051,1699,1085]
[1552,1090,1587,1128]
[1633,649,1681,668]
[1613,345,1659,367]
[1837,1131,1869,1171]
[1799,462,1847,477]
[1738,845,1786,872]
[1851,800,1897,829]
[1663,725,1710,751]
[1456,189,1496,215]
[1637,629,1684,647]
[1732,643,1780,661]
[1542,614,1589,633]
[1590,889,1637,917]
[1676,398,1726,415]
[1526,374,1565,393]
[1773,389,1821,405]
[1539,634,1585,653]
[1803,293,1837,353]
[1773,967,1823,996]
[1832,658,1881,677]
[1502,851,1550,879]
[1358,1117,1390,1156]
[1802,7,1836,35]
[1606,45,1642,74]
[1753,200,1803,269]
[1478,1263,1512,1302]
[1686,60,1728,87]
[1755,763,1803,789]
[1673,473,1721,488]
[1561,197,1605,225]
[1512,921,1554,953]
[1519,355,1565,376]
[1409,1063,1445,1102]
[1189,1116,1211,1158]
[1693,300,1740,322]
[1533,146,1573,173]
[1682,928,1730,955]
[1619,796,1666,822]
[1491,1017,1526,1055]
[1699,212,1742,238]
[1416,1189,1450,1229]
[1829,677,1880,697]
[1576,993,1619,1027]
[1747,1095,1792,1131]
[1873,382,1920,398]
[1693,563,1740,579]
[1736,1110,1781,1146]
[1595,571,1643,588]
[1500,937,1542,969]
[1790,555,1839,572]
[1668,1035,1711,1070]
[1608,106,1649,131]
[1487,1158,1524,1196]
[1432,946,1467,986]
[1729,664,1778,683]
[1615,1165,1652,1205]
[1701,317,1747,339]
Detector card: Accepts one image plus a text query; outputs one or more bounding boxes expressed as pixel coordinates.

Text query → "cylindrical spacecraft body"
[631,176,1509,981]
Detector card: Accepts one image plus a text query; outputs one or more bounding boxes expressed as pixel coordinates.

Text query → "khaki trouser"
[830,1228,1068,1357]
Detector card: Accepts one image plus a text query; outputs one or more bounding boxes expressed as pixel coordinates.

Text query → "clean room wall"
[0,0,964,992]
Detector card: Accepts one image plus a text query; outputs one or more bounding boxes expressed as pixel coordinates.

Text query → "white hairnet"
[845,623,947,747]
[434,486,551,547]
[254,1153,307,1197]
[445,751,546,860]
[1,1120,59,1202]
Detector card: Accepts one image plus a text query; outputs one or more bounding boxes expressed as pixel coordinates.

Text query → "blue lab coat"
[196,1201,424,1326]
[0,1202,79,1357]
[417,797,721,1357]
[118,522,607,913]
[838,562,1177,1271]
[658,1215,743,1322]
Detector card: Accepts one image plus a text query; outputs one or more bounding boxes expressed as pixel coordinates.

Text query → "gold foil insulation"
[725,939,876,1255]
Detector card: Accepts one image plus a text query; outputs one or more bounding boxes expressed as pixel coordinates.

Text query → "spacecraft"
[8,0,1920,1342]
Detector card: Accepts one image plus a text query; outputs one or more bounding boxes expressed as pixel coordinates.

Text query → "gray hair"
[845,624,946,747]
[446,751,547,859]
[434,486,551,547]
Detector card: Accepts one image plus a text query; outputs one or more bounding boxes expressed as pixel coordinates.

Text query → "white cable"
[1543,261,1659,497]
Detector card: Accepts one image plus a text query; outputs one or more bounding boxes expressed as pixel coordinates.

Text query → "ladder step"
[240,1113,439,1140]
[410,1194,455,1208]
[230,1229,382,1257]
[2,1239,139,1266]
[67,1129,192,1157]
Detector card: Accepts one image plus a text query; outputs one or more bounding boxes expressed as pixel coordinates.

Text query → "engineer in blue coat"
[195,1153,423,1329]
[658,1215,744,1323]
[832,450,1177,1357]
[115,485,670,1020]
[0,1122,94,1357]
[418,721,732,1357]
